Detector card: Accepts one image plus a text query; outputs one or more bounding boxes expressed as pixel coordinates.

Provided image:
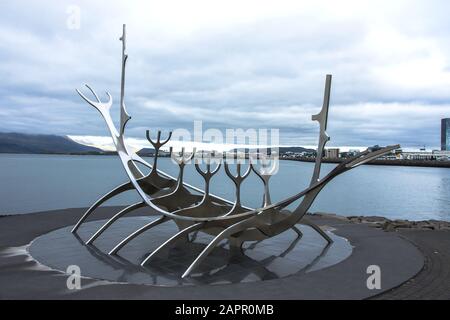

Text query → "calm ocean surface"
[1,153,449,221]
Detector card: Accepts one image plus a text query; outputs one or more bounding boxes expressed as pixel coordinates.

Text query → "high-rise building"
[441,118,450,151]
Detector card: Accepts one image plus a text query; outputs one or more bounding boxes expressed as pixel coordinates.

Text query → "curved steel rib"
[86,202,145,245]
[182,217,256,278]
[71,181,133,233]
[141,222,205,266]
[109,216,169,255]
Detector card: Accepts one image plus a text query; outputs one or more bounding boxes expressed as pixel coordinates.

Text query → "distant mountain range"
[278,146,315,153]
[136,147,155,156]
[0,132,316,155]
[0,132,104,154]
[136,148,170,157]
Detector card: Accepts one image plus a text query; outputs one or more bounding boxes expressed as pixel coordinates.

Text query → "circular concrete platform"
[29,217,352,286]
[0,207,425,299]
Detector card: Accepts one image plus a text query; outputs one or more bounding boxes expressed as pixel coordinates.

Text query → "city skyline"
[1,1,450,149]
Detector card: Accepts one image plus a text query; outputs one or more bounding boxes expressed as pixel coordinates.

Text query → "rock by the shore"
[311,212,450,231]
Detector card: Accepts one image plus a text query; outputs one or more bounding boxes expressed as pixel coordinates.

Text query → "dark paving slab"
[0,207,424,299]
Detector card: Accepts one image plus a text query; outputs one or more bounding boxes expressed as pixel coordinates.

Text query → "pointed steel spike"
[189,147,197,160]
[146,130,152,143]
[161,131,173,145]
[157,130,161,142]
[84,84,101,102]
[211,161,221,175]
[242,164,252,179]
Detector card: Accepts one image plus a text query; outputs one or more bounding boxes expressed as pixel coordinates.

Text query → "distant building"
[400,150,450,161]
[441,118,450,151]
[325,148,340,158]
[403,152,436,161]
[368,145,382,152]
[432,150,450,161]
[339,149,360,158]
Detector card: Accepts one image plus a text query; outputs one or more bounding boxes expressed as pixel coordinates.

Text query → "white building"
[400,150,450,161]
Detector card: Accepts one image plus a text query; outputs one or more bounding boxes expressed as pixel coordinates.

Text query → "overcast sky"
[1,0,450,149]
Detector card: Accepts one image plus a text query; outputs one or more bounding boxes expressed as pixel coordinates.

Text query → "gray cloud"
[1,0,450,149]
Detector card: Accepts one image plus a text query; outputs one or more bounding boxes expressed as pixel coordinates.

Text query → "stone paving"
[0,208,444,300]
[372,229,450,300]
[310,213,450,300]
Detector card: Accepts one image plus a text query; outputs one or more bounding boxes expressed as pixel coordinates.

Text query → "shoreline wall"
[283,156,450,168]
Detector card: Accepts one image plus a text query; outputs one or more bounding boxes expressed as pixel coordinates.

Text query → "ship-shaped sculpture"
[72,25,399,278]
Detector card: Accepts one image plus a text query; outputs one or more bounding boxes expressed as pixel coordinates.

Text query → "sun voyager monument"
[71,25,399,280]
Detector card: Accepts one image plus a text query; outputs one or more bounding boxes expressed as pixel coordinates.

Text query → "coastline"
[283,156,450,168]
[312,212,450,231]
[2,209,450,228]
[2,152,450,168]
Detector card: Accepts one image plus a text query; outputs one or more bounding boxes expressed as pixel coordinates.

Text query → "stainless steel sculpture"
[73,24,399,278]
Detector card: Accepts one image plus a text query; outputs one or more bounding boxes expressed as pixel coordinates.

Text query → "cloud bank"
[1,0,450,149]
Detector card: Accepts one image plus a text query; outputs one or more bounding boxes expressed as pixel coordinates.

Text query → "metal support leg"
[109,216,169,255]
[291,225,303,238]
[71,182,133,233]
[302,218,333,244]
[182,218,254,278]
[86,202,145,245]
[141,222,205,266]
